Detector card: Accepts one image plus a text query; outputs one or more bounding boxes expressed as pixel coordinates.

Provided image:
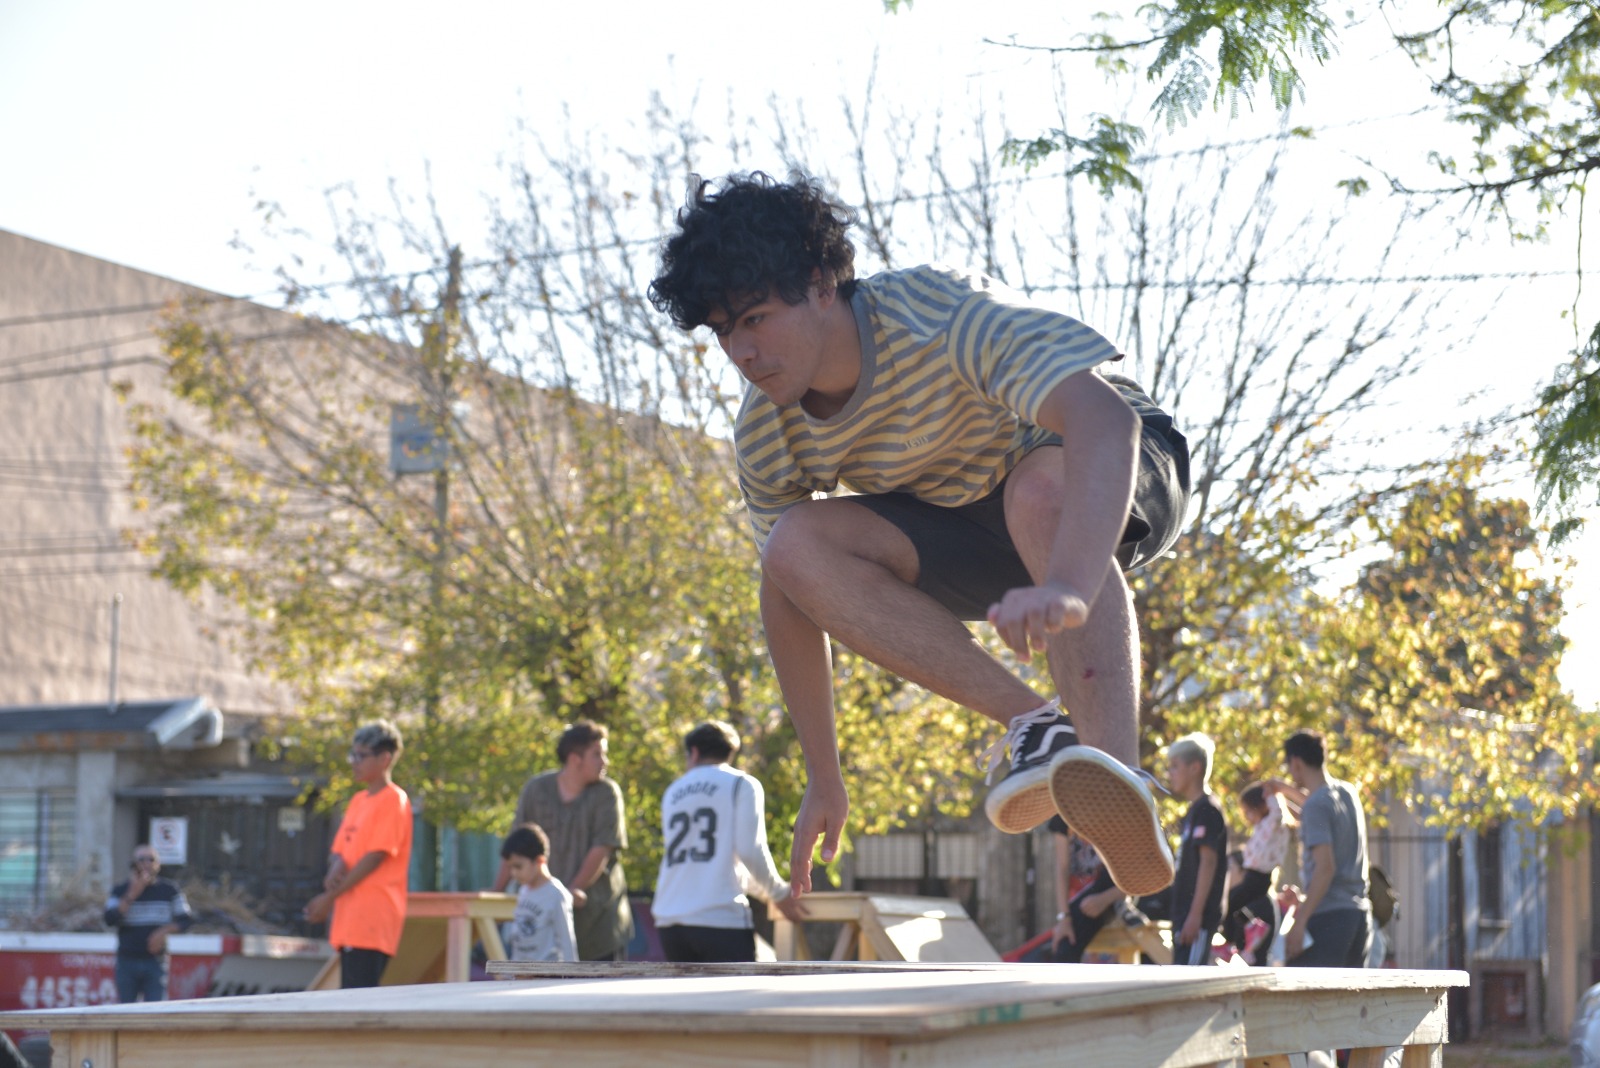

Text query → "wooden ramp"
[1,962,1469,1068]
[767,890,1171,965]
[769,891,1001,963]
[306,891,515,990]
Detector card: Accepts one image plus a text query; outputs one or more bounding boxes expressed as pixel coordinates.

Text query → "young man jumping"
[648,172,1190,897]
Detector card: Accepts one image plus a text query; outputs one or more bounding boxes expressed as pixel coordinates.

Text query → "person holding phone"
[104,844,194,1002]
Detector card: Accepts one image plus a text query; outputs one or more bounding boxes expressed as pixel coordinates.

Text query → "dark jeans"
[659,925,757,964]
[1223,869,1276,965]
[115,955,167,1003]
[1288,907,1372,968]
[339,947,391,988]
[1172,929,1216,967]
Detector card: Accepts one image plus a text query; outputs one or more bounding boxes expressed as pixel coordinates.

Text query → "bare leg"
[761,498,1045,726]
[1002,445,1141,766]
[999,447,1171,894]
[767,493,1074,868]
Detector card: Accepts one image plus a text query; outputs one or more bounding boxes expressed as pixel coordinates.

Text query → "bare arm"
[1181,845,1220,944]
[569,844,614,893]
[1286,842,1336,958]
[145,921,182,954]
[106,870,155,925]
[1052,835,1074,917]
[305,849,387,924]
[761,571,844,896]
[1078,883,1124,919]
[323,853,350,892]
[734,785,810,923]
[1051,834,1075,947]
[988,373,1139,655]
[1263,778,1307,812]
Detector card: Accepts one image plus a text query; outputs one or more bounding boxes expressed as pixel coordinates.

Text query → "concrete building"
[0,230,316,920]
[0,229,288,713]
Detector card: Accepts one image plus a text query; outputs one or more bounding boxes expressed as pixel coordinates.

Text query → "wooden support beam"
[67,1031,116,1068]
[829,924,857,962]
[1400,1044,1442,1068]
[475,915,507,962]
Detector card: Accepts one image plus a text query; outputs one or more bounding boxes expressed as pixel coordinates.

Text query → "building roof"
[0,696,223,752]
[116,771,308,800]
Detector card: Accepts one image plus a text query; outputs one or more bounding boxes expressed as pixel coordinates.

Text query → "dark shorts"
[850,375,1190,622]
[658,924,758,964]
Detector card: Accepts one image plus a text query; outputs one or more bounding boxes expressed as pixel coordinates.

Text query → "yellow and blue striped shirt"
[735,264,1120,546]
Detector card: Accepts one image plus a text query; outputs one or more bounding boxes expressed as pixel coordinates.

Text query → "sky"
[2,0,1597,704]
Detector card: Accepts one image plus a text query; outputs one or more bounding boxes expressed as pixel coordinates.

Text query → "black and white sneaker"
[1048,746,1175,897]
[982,699,1079,834]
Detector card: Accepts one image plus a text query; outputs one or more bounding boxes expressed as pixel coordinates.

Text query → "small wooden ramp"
[769,892,1000,963]
[306,891,515,989]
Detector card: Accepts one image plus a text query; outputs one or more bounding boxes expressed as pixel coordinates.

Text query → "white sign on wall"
[149,817,188,865]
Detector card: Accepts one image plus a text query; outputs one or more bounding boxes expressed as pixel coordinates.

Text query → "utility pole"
[424,247,461,891]
[107,592,123,714]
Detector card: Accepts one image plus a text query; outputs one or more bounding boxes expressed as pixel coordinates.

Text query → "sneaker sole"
[984,764,1057,834]
[1049,747,1175,897]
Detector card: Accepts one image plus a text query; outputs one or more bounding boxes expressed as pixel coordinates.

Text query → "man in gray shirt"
[1265,729,1373,967]
[493,721,634,961]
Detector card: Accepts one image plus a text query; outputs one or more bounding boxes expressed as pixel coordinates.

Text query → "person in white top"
[652,721,808,962]
[1223,782,1290,964]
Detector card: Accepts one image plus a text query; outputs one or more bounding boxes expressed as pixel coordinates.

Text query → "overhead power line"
[0,300,189,329]
[1032,268,1585,293]
[0,354,157,388]
[0,104,1583,354]
[0,543,142,560]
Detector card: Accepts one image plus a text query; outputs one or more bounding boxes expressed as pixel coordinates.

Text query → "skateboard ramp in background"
[769,892,1001,963]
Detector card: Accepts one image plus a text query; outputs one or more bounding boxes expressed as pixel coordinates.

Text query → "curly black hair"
[648,171,858,331]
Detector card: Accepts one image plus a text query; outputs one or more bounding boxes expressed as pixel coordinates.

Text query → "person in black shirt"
[1165,734,1227,966]
[104,844,195,1002]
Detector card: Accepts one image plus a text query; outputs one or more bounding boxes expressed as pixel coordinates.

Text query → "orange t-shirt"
[328,782,412,955]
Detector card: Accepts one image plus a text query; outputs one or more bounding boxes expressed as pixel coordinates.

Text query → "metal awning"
[116,773,313,801]
[0,695,222,752]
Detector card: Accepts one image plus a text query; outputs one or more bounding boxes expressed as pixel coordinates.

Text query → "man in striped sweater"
[648,172,1190,899]
[104,844,195,1002]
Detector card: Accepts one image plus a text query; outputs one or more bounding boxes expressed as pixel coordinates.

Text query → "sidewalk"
[1443,1037,1568,1068]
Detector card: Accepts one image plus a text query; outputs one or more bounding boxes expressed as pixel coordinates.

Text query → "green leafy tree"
[1149,451,1596,830]
[828,92,1581,833]
[1329,455,1592,826]
[1534,323,1600,543]
[125,132,996,885]
[126,85,1573,902]
[892,0,1600,539]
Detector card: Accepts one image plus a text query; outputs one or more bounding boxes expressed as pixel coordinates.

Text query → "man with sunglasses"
[304,720,413,988]
[104,844,194,1002]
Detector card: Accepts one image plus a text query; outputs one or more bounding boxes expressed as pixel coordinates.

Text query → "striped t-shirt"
[735,264,1120,546]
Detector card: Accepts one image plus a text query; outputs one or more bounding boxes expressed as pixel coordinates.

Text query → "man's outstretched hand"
[987,581,1090,656]
[789,777,849,897]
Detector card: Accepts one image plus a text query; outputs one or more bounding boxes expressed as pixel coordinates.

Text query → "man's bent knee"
[1002,448,1066,564]
[761,498,921,591]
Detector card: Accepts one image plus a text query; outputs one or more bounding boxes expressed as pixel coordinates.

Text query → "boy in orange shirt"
[304,720,413,988]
